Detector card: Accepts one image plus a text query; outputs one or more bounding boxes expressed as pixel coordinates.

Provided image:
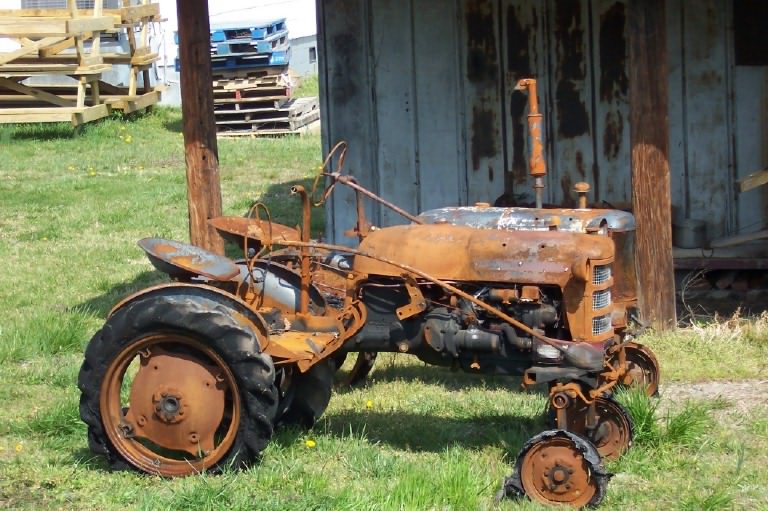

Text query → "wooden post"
[176,0,224,254]
[628,0,676,328]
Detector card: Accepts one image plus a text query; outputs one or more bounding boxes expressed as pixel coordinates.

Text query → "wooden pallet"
[215,97,319,135]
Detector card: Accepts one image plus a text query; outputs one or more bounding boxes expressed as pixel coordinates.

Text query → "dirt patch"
[660,380,768,418]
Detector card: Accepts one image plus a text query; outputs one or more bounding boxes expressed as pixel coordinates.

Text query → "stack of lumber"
[0,0,162,127]
[175,18,318,136]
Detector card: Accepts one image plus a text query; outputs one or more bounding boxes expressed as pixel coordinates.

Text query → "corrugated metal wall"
[318,0,767,245]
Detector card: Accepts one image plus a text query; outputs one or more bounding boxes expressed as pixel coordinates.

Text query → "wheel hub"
[121,348,227,457]
[153,389,185,424]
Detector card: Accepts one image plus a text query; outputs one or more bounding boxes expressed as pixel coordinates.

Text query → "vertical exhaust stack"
[515,79,547,209]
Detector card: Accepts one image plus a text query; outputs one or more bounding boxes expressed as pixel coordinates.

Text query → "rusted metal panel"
[370,0,420,227]
[500,0,546,205]
[592,0,631,207]
[498,0,549,206]
[318,0,377,244]
[461,0,506,205]
[733,67,768,235]
[413,0,466,213]
[667,0,733,241]
[545,0,595,207]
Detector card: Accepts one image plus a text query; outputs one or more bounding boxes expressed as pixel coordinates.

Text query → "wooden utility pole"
[628,0,676,328]
[176,0,224,254]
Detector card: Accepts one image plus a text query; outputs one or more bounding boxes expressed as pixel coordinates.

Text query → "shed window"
[309,46,317,64]
[734,0,768,66]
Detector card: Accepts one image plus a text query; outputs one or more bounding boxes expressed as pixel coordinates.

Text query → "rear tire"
[78,288,278,476]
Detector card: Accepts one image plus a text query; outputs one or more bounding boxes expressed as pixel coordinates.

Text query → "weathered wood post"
[628,0,677,328]
[176,0,224,254]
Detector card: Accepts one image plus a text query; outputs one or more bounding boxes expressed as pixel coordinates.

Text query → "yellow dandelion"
[366,399,373,409]
[120,126,127,131]
[67,165,75,171]
[304,439,316,448]
[42,237,48,241]
[89,171,97,177]
[14,443,22,453]
[125,136,133,144]
[138,165,144,170]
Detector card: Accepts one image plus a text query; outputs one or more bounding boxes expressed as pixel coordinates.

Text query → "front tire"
[78,288,278,476]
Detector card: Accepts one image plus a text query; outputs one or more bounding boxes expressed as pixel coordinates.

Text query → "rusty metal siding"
[413,0,467,213]
[667,0,735,240]
[320,0,766,244]
[318,0,377,243]
[462,0,506,206]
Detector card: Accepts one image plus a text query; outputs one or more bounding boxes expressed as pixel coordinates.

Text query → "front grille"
[592,314,612,336]
[592,289,611,310]
[593,265,612,285]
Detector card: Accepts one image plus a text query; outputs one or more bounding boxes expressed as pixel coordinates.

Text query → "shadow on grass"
[76,270,167,318]
[72,447,112,471]
[163,117,182,133]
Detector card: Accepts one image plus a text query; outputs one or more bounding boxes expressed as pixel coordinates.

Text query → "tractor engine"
[343,222,616,376]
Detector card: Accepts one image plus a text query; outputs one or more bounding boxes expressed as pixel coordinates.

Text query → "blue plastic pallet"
[175,48,290,72]
[210,19,287,43]
[213,30,289,56]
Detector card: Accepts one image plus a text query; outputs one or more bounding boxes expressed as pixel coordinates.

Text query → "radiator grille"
[592,289,611,310]
[592,314,612,336]
[593,265,612,285]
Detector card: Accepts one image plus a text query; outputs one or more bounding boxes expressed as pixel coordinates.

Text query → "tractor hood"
[354,224,613,286]
[417,206,636,233]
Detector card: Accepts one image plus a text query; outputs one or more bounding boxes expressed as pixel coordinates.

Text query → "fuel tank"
[354,223,613,286]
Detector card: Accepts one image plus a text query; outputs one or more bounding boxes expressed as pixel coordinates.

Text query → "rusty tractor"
[77,79,659,508]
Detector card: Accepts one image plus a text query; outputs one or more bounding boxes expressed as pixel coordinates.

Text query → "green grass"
[1,110,767,510]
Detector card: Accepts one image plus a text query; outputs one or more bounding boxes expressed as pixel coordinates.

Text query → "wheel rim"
[565,397,633,460]
[620,342,660,396]
[520,436,598,507]
[100,333,241,476]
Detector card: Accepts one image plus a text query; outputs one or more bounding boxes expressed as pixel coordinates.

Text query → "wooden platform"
[0,1,161,126]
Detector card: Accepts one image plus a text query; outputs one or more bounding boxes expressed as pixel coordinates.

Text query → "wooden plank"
[628,0,676,328]
[461,0,505,206]
[0,36,66,65]
[0,77,75,107]
[108,90,160,113]
[318,0,376,244]
[709,229,768,249]
[410,0,463,212]
[72,103,109,125]
[0,63,109,74]
[739,169,768,193]
[67,16,114,35]
[177,0,224,254]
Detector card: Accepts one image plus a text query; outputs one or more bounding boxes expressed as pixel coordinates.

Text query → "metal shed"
[177,0,768,326]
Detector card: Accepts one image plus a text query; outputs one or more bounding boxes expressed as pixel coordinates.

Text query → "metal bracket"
[395,275,427,320]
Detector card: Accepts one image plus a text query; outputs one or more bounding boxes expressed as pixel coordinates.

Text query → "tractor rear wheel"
[78,289,278,476]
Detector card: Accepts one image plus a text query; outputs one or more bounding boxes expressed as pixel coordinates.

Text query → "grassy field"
[1,110,767,510]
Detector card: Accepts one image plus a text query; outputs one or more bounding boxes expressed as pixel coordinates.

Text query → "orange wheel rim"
[520,436,597,508]
[100,334,241,476]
